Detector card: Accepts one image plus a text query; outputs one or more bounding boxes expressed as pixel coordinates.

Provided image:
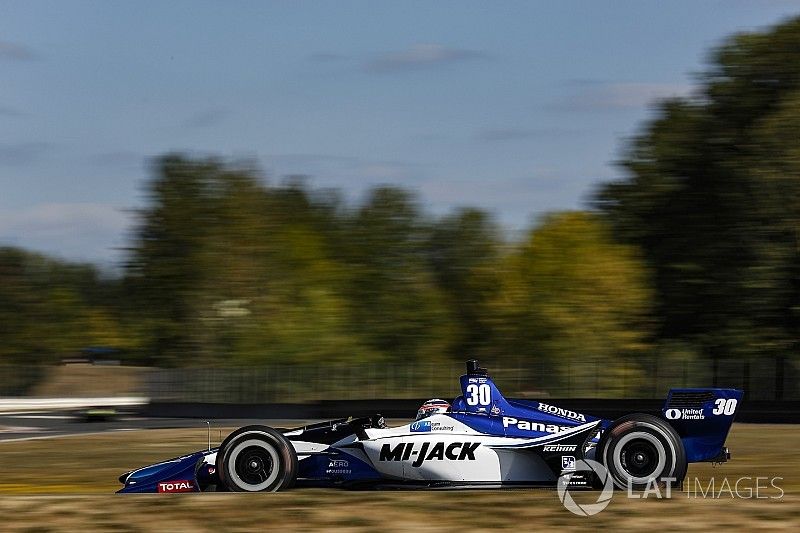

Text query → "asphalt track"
[0,412,319,442]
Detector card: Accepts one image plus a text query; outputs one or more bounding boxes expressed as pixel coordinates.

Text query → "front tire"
[596,413,687,490]
[216,425,297,492]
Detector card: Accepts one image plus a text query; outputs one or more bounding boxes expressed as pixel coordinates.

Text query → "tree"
[0,247,130,365]
[427,208,501,360]
[595,16,800,364]
[339,187,455,363]
[125,155,221,363]
[491,212,653,395]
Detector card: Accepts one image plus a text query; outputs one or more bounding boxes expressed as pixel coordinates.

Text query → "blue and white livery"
[118,360,742,492]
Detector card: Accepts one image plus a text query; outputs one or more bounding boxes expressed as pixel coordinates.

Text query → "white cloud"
[364,43,484,73]
[553,81,694,112]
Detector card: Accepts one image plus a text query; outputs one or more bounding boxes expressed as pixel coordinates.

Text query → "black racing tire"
[595,413,687,491]
[216,425,297,492]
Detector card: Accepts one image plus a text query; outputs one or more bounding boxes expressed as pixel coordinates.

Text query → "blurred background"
[2,2,800,408]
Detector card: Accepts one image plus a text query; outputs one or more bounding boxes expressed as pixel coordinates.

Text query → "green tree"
[427,208,500,360]
[126,156,374,365]
[595,16,800,364]
[491,212,653,395]
[125,155,220,363]
[339,187,455,363]
[0,247,131,365]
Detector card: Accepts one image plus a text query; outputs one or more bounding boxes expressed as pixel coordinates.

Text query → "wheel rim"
[227,438,281,491]
[236,446,274,485]
[611,431,667,486]
[620,439,659,478]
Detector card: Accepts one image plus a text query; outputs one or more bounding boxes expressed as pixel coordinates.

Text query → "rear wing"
[663,388,744,462]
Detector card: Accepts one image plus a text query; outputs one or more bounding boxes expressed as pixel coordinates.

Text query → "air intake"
[667,391,715,408]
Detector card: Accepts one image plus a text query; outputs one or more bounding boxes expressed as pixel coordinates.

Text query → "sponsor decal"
[379,442,480,467]
[326,459,351,475]
[410,420,431,432]
[157,480,195,493]
[502,416,570,434]
[543,444,577,452]
[430,422,454,432]
[665,408,705,420]
[562,456,576,471]
[490,404,501,416]
[207,467,216,475]
[558,459,614,516]
[537,402,587,422]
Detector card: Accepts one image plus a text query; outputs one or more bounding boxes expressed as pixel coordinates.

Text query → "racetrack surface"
[0,423,797,530]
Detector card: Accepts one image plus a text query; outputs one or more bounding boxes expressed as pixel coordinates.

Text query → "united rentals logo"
[502,416,570,434]
[537,402,587,422]
[379,442,479,467]
[665,408,705,420]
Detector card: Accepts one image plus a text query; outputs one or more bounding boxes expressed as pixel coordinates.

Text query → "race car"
[117,360,742,493]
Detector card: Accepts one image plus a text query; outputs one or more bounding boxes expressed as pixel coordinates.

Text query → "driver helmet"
[416,398,451,420]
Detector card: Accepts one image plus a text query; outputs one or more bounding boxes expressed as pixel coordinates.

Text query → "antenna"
[202,420,211,451]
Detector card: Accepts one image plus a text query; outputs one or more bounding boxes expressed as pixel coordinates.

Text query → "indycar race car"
[117,360,743,493]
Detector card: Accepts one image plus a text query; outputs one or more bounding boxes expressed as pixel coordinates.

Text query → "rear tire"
[216,425,297,492]
[596,413,686,491]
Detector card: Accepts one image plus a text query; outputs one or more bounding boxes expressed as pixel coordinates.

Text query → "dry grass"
[0,423,797,531]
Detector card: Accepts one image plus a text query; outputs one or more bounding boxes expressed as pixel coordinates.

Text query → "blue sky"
[2,1,800,266]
